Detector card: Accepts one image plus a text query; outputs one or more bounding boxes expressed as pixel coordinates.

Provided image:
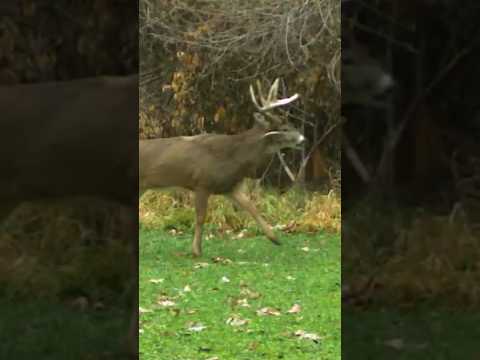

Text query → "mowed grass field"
[139,229,340,360]
[0,298,130,360]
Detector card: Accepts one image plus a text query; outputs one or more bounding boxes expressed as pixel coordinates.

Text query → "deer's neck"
[229,128,270,170]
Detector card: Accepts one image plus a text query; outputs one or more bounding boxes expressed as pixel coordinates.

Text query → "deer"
[139,78,304,257]
[0,75,139,358]
[342,40,394,107]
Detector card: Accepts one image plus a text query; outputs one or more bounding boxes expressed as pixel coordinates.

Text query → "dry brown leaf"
[212,256,233,265]
[286,304,302,314]
[186,322,207,332]
[69,296,89,311]
[256,307,281,316]
[384,338,405,350]
[158,299,176,307]
[226,315,250,326]
[240,288,262,299]
[149,278,164,284]
[194,262,209,269]
[294,330,321,342]
[237,298,251,308]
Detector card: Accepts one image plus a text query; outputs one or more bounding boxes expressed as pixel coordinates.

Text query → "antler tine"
[249,84,261,110]
[267,78,280,103]
[256,79,267,105]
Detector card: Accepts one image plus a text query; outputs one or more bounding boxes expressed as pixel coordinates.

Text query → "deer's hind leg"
[228,189,280,245]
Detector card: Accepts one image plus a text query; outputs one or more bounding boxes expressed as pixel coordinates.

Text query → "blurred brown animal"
[0,75,139,358]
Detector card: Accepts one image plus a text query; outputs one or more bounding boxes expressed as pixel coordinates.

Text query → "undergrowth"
[343,202,480,308]
[0,200,133,302]
[139,181,340,236]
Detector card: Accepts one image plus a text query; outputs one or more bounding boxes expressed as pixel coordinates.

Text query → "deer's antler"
[249,78,299,112]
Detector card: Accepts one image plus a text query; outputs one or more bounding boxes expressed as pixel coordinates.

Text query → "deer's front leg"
[228,189,280,245]
[193,190,210,257]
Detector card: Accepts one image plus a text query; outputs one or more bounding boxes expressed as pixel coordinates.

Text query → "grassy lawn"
[0,201,134,360]
[0,298,130,360]
[139,229,340,359]
[343,307,480,359]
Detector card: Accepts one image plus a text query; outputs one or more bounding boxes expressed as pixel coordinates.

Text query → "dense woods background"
[343,0,480,211]
[139,0,341,189]
[0,0,137,83]
[342,0,480,307]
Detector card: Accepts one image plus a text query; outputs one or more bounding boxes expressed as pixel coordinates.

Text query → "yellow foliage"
[299,191,340,233]
[139,187,340,235]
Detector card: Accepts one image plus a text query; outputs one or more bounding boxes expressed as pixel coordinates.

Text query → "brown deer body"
[0,75,139,358]
[140,79,304,257]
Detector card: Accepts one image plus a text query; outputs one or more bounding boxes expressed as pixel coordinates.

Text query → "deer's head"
[342,35,395,107]
[249,78,304,153]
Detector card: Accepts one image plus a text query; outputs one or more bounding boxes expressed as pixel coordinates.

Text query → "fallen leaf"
[157,296,176,307]
[237,298,251,308]
[301,247,310,252]
[221,276,230,283]
[286,275,296,281]
[149,278,164,284]
[212,256,232,264]
[384,338,405,350]
[226,315,250,326]
[183,285,192,292]
[256,307,281,316]
[194,262,209,269]
[69,296,89,311]
[139,307,153,314]
[286,304,302,314]
[240,288,262,299]
[294,330,321,343]
[186,322,207,332]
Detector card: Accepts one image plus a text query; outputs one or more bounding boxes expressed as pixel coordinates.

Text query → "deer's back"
[0,75,138,207]
[140,133,263,194]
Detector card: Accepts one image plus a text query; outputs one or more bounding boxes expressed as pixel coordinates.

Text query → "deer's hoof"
[269,238,281,246]
[192,250,202,257]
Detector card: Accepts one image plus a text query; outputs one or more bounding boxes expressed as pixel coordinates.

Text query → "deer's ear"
[253,112,269,129]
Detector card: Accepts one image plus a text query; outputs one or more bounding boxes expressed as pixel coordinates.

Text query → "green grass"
[139,229,340,359]
[0,298,131,360]
[343,307,480,359]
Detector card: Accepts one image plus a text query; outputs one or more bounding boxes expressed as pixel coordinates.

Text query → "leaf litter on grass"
[139,228,340,359]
